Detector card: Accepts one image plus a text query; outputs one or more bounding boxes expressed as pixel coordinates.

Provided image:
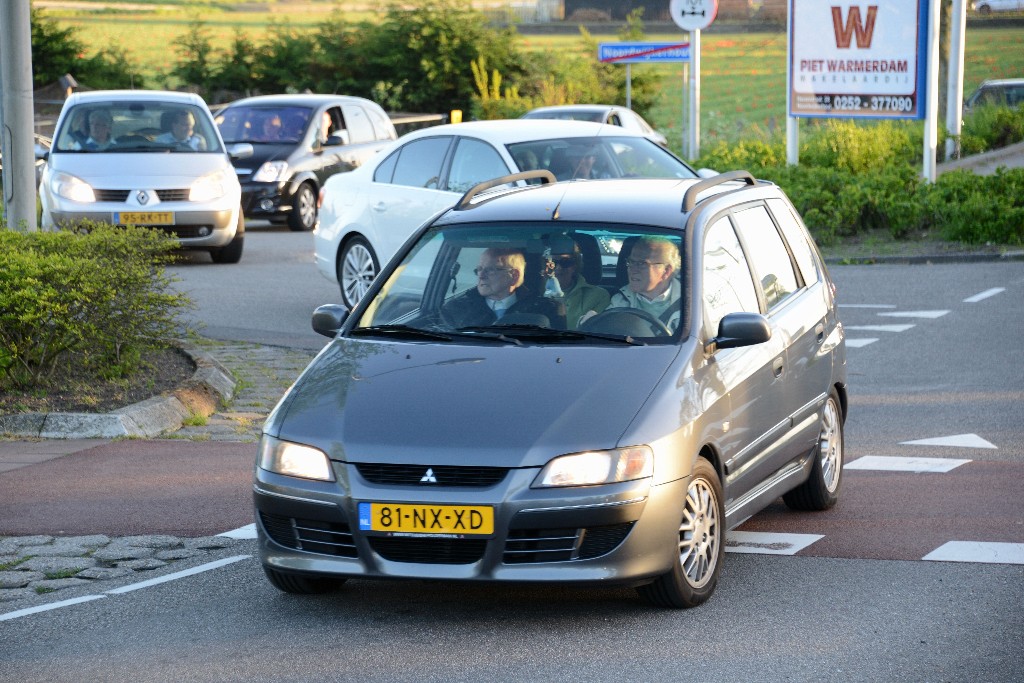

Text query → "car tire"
[288,182,317,232]
[338,236,379,309]
[784,389,844,511]
[210,211,245,264]
[637,457,724,609]
[263,566,346,594]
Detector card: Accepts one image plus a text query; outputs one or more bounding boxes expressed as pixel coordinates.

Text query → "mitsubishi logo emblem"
[420,468,438,484]
[136,190,150,205]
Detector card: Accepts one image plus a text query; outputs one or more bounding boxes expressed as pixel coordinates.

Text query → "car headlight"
[258,435,335,481]
[252,160,289,183]
[51,171,95,203]
[189,169,229,202]
[533,446,653,488]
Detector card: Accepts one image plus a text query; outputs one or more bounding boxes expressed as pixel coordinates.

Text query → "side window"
[733,205,799,311]
[366,106,395,141]
[341,105,375,144]
[445,138,511,193]
[703,217,759,337]
[767,198,818,285]
[608,113,623,127]
[373,149,399,183]
[391,137,451,189]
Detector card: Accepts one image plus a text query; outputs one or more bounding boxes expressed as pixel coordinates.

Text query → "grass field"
[45,3,1024,151]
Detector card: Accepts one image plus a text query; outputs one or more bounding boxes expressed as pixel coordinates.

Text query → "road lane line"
[845,338,878,348]
[0,594,106,622]
[846,456,971,473]
[839,304,896,308]
[963,287,1005,303]
[106,555,251,594]
[900,434,997,449]
[219,524,257,539]
[877,310,949,319]
[725,531,823,555]
[845,324,916,333]
[923,542,1024,565]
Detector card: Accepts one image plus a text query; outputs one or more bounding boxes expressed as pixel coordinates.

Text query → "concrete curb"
[824,250,1024,266]
[0,345,235,440]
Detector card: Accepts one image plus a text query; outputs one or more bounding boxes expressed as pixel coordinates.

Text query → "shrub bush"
[0,223,193,389]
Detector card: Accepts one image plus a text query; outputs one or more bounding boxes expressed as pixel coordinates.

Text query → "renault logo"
[136,190,150,205]
[420,468,438,484]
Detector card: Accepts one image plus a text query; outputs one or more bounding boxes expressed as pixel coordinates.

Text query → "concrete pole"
[688,29,700,160]
[922,0,940,183]
[945,0,968,161]
[0,0,38,231]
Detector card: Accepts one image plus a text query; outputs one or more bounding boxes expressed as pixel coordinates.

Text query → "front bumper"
[254,463,687,585]
[241,181,292,219]
[48,207,239,248]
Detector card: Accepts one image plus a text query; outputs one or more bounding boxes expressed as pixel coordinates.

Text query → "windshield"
[215,105,313,144]
[506,136,696,181]
[352,223,685,345]
[53,101,223,154]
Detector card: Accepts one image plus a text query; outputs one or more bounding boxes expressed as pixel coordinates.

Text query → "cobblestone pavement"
[0,341,318,608]
[166,341,318,443]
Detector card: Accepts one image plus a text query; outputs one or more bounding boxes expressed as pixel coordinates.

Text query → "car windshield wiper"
[458,324,646,346]
[349,325,454,341]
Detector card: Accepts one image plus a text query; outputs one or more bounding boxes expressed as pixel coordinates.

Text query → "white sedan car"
[522,104,670,148]
[314,119,698,308]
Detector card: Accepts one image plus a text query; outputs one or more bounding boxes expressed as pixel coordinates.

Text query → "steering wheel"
[579,308,672,337]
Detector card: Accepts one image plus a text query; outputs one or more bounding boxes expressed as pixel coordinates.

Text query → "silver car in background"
[256,171,847,608]
[40,90,252,263]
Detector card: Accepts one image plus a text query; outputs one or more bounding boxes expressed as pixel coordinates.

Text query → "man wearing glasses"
[442,248,565,329]
[608,237,682,332]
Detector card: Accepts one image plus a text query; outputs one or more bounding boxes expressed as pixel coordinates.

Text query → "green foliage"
[0,223,193,389]
[30,9,143,89]
[167,16,216,95]
[922,169,1024,245]
[959,105,1024,155]
[800,120,918,173]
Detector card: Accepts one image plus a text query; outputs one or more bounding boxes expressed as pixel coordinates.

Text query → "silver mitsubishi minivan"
[254,170,848,608]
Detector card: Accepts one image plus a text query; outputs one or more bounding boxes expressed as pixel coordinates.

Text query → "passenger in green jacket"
[544,242,610,329]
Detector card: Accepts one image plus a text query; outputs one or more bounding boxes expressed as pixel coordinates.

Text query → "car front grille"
[503,523,634,564]
[368,536,487,564]
[259,512,358,558]
[355,463,509,487]
[92,188,190,203]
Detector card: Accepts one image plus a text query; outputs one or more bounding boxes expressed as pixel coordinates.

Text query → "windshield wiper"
[459,324,646,346]
[349,325,453,341]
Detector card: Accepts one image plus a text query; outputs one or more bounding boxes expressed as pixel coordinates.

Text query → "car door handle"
[816,323,825,343]
[372,201,387,213]
[773,357,784,378]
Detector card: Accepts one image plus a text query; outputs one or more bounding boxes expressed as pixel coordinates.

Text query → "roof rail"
[455,169,557,210]
[681,170,758,212]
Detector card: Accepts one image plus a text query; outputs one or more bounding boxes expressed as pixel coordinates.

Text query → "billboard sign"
[789,0,929,119]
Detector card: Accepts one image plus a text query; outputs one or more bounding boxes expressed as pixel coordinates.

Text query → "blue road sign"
[598,42,691,64]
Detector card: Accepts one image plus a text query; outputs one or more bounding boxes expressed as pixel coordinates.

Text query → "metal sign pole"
[689,29,701,160]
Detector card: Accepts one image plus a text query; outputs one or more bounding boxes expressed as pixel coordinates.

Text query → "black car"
[215,94,397,231]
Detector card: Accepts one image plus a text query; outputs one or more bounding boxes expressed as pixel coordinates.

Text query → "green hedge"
[0,222,193,389]
[695,116,1024,247]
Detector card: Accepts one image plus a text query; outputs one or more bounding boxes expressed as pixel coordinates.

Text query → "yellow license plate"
[358,502,493,536]
[114,211,174,225]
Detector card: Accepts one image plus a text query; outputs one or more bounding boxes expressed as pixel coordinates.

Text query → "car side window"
[767,198,818,286]
[391,137,452,189]
[341,105,375,144]
[732,205,799,311]
[445,138,511,193]
[702,217,760,338]
[373,149,399,183]
[366,106,395,141]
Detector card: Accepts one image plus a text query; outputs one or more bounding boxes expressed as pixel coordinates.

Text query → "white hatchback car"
[522,104,670,148]
[40,90,252,263]
[314,119,698,308]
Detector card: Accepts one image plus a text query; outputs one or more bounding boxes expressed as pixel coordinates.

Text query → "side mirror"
[326,130,349,147]
[696,167,719,178]
[228,142,254,160]
[312,304,350,338]
[707,312,771,353]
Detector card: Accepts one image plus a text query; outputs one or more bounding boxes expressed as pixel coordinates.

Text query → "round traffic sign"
[670,0,718,31]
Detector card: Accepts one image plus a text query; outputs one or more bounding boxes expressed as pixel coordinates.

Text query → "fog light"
[198,226,211,237]
[259,198,275,211]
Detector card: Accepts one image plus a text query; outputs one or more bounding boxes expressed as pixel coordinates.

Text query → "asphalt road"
[2,231,1021,682]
